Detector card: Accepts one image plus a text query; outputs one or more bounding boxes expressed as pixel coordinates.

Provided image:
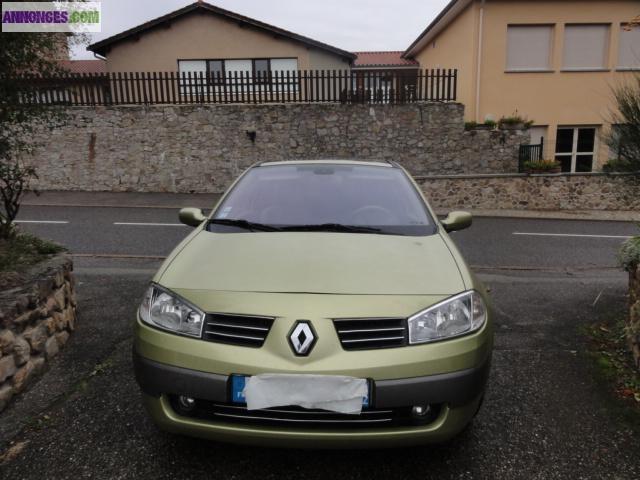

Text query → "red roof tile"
[353,51,419,68]
[60,60,107,74]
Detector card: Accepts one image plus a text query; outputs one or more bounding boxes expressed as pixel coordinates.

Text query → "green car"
[134,160,493,448]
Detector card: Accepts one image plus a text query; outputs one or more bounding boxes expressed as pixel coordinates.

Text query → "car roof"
[258,159,396,168]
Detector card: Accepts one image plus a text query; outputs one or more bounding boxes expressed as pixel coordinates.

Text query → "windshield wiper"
[209,218,282,232]
[279,223,384,234]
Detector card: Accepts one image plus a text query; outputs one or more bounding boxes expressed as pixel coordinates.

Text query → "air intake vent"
[203,314,274,348]
[333,318,407,350]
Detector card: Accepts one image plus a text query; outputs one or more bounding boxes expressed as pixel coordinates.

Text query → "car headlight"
[408,290,486,344]
[139,285,205,338]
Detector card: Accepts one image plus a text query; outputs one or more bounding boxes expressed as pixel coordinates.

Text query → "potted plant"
[499,115,534,130]
[523,160,562,174]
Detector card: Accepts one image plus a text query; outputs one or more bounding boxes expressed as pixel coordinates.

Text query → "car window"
[209,164,436,236]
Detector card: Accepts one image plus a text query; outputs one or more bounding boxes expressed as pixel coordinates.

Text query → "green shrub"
[0,232,65,272]
[484,119,497,128]
[464,121,478,130]
[497,113,535,129]
[602,158,638,173]
[523,160,561,171]
[619,235,640,272]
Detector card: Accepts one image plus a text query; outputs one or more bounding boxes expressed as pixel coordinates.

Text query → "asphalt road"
[14,204,638,269]
[1,200,639,479]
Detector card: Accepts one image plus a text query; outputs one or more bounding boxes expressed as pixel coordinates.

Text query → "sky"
[72,0,450,59]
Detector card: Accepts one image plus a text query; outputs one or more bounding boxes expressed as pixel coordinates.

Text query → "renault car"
[134,160,493,448]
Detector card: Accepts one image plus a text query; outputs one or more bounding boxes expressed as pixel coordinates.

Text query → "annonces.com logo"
[2,2,101,33]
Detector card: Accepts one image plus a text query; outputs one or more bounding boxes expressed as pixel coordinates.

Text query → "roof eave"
[88,2,356,61]
[402,0,473,58]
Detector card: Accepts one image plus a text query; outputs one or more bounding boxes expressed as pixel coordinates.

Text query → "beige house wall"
[412,0,639,169]
[103,12,350,73]
[413,2,479,120]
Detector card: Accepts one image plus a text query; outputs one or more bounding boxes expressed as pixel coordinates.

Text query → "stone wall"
[417,172,640,211]
[24,103,527,193]
[0,256,77,412]
[630,266,640,370]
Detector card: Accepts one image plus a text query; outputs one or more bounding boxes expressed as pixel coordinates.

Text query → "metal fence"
[8,69,457,106]
[518,139,544,172]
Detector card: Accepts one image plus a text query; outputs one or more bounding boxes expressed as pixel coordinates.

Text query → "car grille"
[333,318,408,350]
[169,398,440,429]
[202,313,275,347]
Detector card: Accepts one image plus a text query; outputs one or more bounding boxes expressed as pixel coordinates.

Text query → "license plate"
[230,375,370,407]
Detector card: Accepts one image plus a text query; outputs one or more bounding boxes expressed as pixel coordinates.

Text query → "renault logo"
[288,321,317,356]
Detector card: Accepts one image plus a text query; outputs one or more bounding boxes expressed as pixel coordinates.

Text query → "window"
[177,60,206,95]
[554,127,598,172]
[178,58,298,92]
[207,60,224,84]
[563,24,610,70]
[253,59,270,84]
[224,59,252,78]
[210,164,436,236]
[618,25,640,69]
[506,25,553,71]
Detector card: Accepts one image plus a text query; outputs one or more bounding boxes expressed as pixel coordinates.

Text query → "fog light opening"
[411,405,431,418]
[178,395,196,412]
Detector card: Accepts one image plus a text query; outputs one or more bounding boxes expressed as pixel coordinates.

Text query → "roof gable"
[88,2,355,61]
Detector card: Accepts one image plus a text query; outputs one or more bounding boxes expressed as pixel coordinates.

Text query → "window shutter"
[618,25,640,69]
[506,25,553,71]
[563,24,610,70]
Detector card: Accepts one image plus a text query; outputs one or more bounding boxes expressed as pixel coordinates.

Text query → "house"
[403,0,640,172]
[88,2,354,78]
[60,60,106,74]
[351,51,419,101]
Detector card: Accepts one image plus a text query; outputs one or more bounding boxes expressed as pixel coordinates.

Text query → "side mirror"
[179,207,207,227]
[441,211,472,233]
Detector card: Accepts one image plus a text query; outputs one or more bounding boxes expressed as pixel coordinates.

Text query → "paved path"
[0,193,638,479]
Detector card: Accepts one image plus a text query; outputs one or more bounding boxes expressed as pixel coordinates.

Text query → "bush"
[464,121,478,130]
[498,114,534,128]
[602,158,638,173]
[619,235,640,272]
[483,119,497,128]
[0,232,65,273]
[605,72,640,171]
[523,160,561,172]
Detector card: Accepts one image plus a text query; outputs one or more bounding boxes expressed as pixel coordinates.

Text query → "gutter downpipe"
[475,0,486,123]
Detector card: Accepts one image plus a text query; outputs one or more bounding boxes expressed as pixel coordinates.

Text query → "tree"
[605,73,640,172]
[0,30,70,239]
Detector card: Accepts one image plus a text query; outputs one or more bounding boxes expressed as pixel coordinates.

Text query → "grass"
[0,232,65,286]
[586,317,640,425]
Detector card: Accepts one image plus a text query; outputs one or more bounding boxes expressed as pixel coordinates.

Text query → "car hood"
[159,231,466,295]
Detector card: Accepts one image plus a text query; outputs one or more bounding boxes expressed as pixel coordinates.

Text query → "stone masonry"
[24,103,528,193]
[417,172,640,211]
[0,256,77,412]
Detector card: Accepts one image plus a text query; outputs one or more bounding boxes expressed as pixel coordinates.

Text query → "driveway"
[0,197,638,479]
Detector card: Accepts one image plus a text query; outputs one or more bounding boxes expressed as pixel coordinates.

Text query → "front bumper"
[134,351,491,447]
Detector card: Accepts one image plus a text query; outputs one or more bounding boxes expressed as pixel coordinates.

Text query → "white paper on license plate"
[243,373,368,414]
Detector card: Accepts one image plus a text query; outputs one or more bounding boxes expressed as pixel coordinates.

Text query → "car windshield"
[208,163,436,236]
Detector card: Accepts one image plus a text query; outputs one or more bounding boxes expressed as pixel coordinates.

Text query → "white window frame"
[555,126,599,172]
